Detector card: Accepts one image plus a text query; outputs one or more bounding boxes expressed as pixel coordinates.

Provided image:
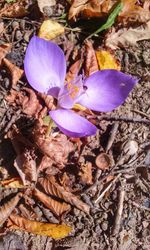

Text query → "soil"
[0,1,150,250]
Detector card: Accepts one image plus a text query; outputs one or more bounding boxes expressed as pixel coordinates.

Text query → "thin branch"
[106,122,119,153]
[97,115,150,125]
[94,174,121,204]
[112,185,126,235]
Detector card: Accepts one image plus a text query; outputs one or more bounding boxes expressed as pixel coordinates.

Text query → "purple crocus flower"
[24,36,137,138]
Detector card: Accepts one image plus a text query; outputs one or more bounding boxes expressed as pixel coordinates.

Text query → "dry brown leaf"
[33,188,71,217]
[7,214,72,239]
[6,88,44,118]
[32,121,74,167]
[0,43,11,65]
[0,0,28,18]
[14,149,37,185]
[38,92,55,111]
[84,40,99,76]
[18,204,37,220]
[59,172,77,193]
[3,58,23,87]
[38,20,65,40]
[7,126,34,155]
[66,59,82,83]
[68,0,112,21]
[95,153,113,170]
[0,22,4,34]
[0,178,24,188]
[105,21,150,50]
[0,193,22,227]
[21,88,43,117]
[39,176,90,214]
[37,155,53,172]
[37,0,56,14]
[79,162,93,185]
[119,0,150,24]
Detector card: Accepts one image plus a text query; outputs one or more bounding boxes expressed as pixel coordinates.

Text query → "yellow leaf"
[0,178,24,188]
[38,20,65,40]
[96,50,121,70]
[73,103,86,111]
[8,214,72,239]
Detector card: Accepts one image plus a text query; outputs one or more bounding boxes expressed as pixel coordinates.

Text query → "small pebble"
[103,213,108,220]
[20,20,25,30]
[15,30,23,40]
[101,221,108,231]
[3,77,10,89]
[142,50,150,65]
[123,140,138,155]
[12,21,19,30]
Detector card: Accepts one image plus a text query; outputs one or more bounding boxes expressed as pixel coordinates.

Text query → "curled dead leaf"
[84,40,99,76]
[95,153,113,170]
[66,59,82,83]
[105,21,150,49]
[0,43,11,65]
[119,0,150,24]
[39,176,90,214]
[38,92,55,111]
[3,58,23,87]
[79,162,93,185]
[59,172,76,192]
[0,178,24,189]
[14,149,37,185]
[7,214,72,239]
[68,0,111,21]
[6,88,44,118]
[32,121,74,167]
[21,88,43,117]
[0,193,22,227]
[33,188,71,217]
[18,203,37,220]
[0,0,29,18]
[7,126,34,155]
[37,155,53,172]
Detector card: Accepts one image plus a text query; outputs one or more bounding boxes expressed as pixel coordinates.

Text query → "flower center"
[65,82,80,99]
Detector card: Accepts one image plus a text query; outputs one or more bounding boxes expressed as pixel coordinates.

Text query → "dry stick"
[97,115,150,125]
[131,109,150,119]
[106,122,119,153]
[4,110,21,133]
[94,173,121,204]
[112,185,126,235]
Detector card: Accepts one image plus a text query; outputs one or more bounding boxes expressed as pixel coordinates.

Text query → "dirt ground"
[0,1,150,250]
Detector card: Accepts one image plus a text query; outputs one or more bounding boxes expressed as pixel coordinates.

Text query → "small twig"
[113,167,135,174]
[106,122,119,153]
[132,201,150,212]
[131,109,150,119]
[1,17,40,25]
[112,183,126,235]
[3,110,21,133]
[94,173,121,204]
[97,115,150,125]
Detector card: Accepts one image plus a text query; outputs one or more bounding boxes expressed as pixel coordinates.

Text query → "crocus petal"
[78,69,137,112]
[24,36,66,94]
[50,109,97,137]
